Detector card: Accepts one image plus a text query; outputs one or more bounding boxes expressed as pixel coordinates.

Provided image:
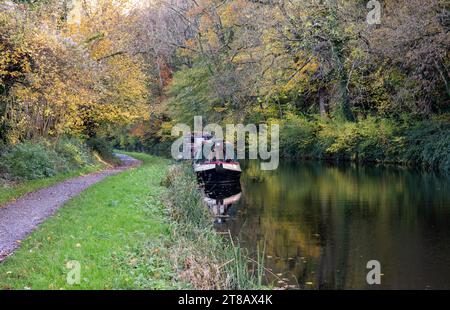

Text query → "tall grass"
[162,164,266,289]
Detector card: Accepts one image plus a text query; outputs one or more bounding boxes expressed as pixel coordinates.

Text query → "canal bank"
[162,164,265,289]
[0,152,263,289]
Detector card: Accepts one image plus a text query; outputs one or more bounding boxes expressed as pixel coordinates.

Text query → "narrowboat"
[193,140,241,183]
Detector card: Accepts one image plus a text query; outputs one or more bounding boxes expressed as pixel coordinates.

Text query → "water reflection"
[202,182,242,225]
[220,160,450,289]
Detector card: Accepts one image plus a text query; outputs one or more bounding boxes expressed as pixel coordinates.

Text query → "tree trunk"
[332,42,355,122]
[319,87,328,118]
[338,70,354,121]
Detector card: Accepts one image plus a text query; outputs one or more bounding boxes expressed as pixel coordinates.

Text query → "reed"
[163,164,268,289]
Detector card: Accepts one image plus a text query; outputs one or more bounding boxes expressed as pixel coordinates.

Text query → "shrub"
[0,141,61,180]
[278,114,450,172]
[279,115,319,159]
[54,137,94,169]
[355,117,397,162]
[318,121,359,160]
[401,119,450,171]
[145,140,174,158]
[0,138,99,180]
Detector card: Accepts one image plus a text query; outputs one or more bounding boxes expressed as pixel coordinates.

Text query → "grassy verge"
[0,152,263,289]
[0,152,180,289]
[0,164,104,207]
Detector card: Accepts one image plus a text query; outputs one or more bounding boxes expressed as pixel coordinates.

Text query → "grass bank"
[162,164,265,289]
[0,152,263,289]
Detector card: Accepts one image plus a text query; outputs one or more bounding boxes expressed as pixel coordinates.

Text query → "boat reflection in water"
[201,182,242,225]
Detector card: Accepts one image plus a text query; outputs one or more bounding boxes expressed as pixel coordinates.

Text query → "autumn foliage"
[0,0,148,144]
[1,0,449,170]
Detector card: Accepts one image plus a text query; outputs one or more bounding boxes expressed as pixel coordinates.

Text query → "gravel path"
[0,154,141,262]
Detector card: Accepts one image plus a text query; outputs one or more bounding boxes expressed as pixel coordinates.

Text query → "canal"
[203,160,450,289]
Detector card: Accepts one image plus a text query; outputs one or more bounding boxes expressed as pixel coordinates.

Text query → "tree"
[1,0,151,143]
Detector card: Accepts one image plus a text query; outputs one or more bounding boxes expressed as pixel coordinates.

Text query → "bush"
[355,117,397,162]
[318,121,359,160]
[278,114,450,172]
[0,142,61,180]
[0,137,98,180]
[401,119,450,171]
[55,137,94,169]
[279,114,319,159]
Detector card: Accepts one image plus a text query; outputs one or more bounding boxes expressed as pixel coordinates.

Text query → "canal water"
[203,160,450,289]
